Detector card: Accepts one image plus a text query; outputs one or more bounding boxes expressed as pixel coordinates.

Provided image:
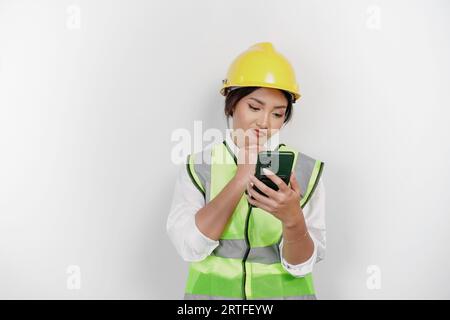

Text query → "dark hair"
[224,86,293,125]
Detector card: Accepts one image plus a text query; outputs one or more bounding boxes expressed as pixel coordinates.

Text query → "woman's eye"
[249,105,260,111]
[273,113,283,118]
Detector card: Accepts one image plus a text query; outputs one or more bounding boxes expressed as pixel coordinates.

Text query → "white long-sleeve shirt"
[166,132,326,277]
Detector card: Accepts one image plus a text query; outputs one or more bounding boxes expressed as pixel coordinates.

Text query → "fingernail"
[262,168,273,175]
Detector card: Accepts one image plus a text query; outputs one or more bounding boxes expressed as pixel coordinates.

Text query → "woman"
[167,42,325,300]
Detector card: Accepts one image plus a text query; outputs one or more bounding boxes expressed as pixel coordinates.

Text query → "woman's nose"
[257,113,270,128]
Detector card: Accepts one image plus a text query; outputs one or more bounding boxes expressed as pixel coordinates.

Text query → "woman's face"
[231,87,288,148]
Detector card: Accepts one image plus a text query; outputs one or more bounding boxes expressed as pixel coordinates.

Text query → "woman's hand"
[234,144,267,184]
[246,168,303,227]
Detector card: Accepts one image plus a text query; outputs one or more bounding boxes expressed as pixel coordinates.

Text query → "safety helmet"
[220,42,301,103]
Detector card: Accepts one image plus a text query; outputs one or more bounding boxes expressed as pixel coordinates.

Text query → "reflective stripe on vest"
[211,239,281,264]
[184,293,317,300]
[184,141,324,300]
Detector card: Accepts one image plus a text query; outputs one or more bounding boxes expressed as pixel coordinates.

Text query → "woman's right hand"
[194,143,266,241]
[235,144,267,185]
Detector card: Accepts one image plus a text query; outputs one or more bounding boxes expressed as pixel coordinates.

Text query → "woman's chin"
[243,138,265,148]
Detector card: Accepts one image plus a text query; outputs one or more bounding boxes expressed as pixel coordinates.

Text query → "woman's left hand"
[246,168,303,227]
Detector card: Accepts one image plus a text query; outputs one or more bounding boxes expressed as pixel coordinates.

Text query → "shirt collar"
[224,130,281,159]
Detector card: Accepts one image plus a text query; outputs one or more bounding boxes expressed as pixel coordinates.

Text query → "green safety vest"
[184,140,324,300]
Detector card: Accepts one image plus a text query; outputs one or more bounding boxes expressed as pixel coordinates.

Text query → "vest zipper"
[221,140,285,300]
[242,203,253,300]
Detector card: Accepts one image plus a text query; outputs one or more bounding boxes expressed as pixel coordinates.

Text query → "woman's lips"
[253,129,266,137]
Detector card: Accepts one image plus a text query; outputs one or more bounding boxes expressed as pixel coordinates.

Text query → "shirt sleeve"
[166,163,220,262]
[279,177,326,277]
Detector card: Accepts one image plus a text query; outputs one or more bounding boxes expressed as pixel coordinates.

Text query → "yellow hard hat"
[220,42,301,103]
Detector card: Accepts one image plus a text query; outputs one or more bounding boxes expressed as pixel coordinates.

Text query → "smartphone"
[251,151,295,198]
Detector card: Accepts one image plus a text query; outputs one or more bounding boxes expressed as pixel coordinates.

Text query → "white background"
[1,0,449,299]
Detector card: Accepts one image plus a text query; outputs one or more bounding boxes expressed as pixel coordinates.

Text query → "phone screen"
[252,151,295,197]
